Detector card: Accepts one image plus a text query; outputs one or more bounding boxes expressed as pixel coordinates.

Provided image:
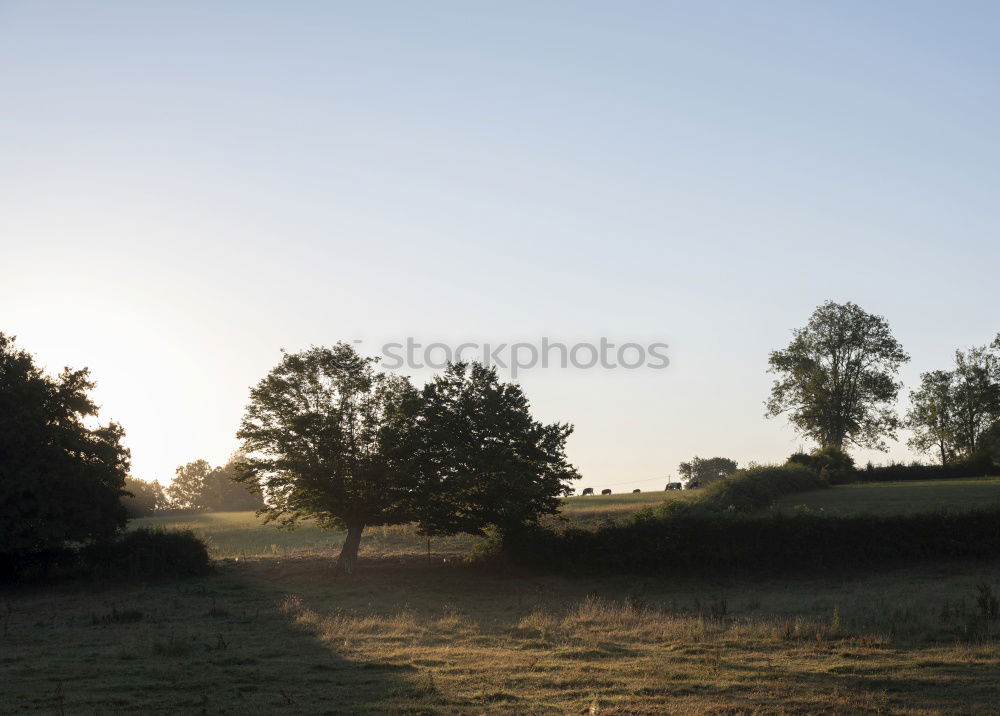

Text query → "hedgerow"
[507,508,1000,575]
[506,463,1000,575]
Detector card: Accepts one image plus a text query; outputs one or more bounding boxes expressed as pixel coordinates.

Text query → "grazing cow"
[632,488,641,493]
[581,487,594,496]
[685,480,702,489]
[665,482,682,491]
[601,489,612,495]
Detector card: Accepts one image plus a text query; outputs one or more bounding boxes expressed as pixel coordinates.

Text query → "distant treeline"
[121,457,263,518]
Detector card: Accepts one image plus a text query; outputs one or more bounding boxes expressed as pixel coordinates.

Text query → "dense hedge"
[857,458,997,483]
[506,462,1000,575]
[81,528,212,580]
[1,528,211,584]
[507,508,1000,575]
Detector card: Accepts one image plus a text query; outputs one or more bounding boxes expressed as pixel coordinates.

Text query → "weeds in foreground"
[975,582,999,620]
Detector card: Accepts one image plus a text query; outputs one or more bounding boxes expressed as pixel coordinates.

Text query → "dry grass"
[4,555,1000,714]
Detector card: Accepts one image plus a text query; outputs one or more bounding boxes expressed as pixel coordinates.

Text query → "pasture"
[774,476,1000,516]
[129,489,694,560]
[5,483,1000,714]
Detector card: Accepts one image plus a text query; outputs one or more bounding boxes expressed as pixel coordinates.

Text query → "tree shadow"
[0,564,409,715]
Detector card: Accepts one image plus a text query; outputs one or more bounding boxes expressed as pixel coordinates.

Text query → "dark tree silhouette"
[234,343,415,574]
[0,333,130,561]
[233,346,578,573]
[950,339,1000,458]
[766,301,909,450]
[404,363,578,543]
[906,370,958,466]
[677,456,738,487]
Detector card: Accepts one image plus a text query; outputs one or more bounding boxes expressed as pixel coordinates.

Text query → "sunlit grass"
[11,482,1000,713]
[132,489,694,559]
[5,555,1000,713]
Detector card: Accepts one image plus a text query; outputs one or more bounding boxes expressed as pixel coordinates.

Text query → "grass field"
[130,490,695,560]
[774,476,1000,516]
[6,481,1000,714]
[5,554,1000,714]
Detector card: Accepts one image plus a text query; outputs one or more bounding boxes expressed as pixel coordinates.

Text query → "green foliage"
[164,456,263,512]
[121,477,166,518]
[507,463,1000,575]
[676,456,738,487]
[507,506,1000,575]
[906,338,1000,465]
[405,363,578,539]
[766,301,909,450]
[906,370,958,465]
[165,459,214,510]
[200,456,265,511]
[234,345,578,571]
[950,339,1000,459]
[858,457,996,482]
[0,333,130,560]
[235,343,416,532]
[785,445,855,484]
[1,528,211,583]
[234,343,416,573]
[670,464,826,513]
[81,528,211,579]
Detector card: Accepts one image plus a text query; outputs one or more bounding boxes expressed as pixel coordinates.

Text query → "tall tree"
[0,333,130,560]
[906,370,957,465]
[950,340,1000,458]
[766,301,909,450]
[233,344,416,574]
[404,363,578,541]
[121,476,166,518]
[165,459,214,510]
[164,456,264,511]
[677,456,738,487]
[201,455,264,512]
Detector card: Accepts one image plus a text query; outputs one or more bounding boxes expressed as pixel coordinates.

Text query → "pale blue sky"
[2,1,998,489]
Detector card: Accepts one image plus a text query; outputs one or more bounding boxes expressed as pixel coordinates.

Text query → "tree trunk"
[335,523,364,575]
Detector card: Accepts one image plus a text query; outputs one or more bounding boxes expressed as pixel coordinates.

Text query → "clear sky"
[2,1,998,490]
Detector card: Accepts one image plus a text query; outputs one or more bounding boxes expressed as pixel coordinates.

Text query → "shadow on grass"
[0,563,410,715]
[6,553,1000,714]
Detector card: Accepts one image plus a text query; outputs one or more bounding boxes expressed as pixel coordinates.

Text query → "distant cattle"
[685,480,702,489]
[601,489,612,495]
[581,487,594,496]
[665,482,682,491]
[632,488,641,493]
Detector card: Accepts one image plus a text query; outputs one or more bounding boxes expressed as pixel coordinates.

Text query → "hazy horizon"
[3,1,998,489]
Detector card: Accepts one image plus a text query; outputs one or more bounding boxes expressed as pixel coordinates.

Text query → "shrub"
[0,334,130,562]
[2,529,211,584]
[507,507,1000,575]
[0,546,77,585]
[858,456,996,482]
[667,464,826,514]
[786,445,855,484]
[80,529,211,580]
[506,463,1000,575]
